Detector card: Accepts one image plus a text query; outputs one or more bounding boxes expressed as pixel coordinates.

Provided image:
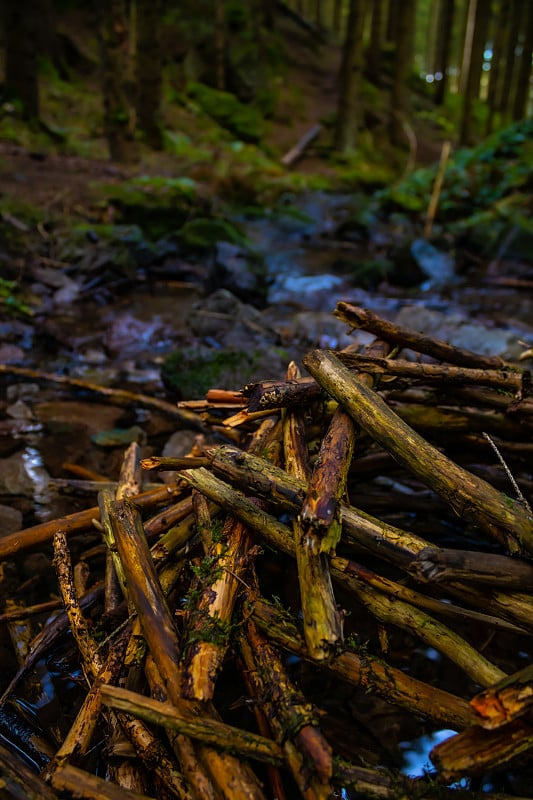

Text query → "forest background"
[2,0,532,181]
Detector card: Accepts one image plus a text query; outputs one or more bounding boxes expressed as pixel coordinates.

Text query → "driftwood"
[2,302,533,798]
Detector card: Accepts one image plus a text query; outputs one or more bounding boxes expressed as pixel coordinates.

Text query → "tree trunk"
[332,0,343,37]
[3,0,40,118]
[512,1,533,120]
[136,0,163,149]
[434,0,455,104]
[385,0,399,44]
[315,0,323,28]
[367,0,384,85]
[459,0,491,146]
[100,0,138,162]
[214,0,226,90]
[497,0,521,120]
[426,0,441,77]
[485,0,510,132]
[262,0,276,29]
[389,0,416,146]
[334,0,368,155]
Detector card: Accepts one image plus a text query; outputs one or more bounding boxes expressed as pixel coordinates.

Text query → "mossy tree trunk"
[100,0,138,162]
[3,0,40,118]
[389,0,416,146]
[334,0,368,155]
[136,0,163,149]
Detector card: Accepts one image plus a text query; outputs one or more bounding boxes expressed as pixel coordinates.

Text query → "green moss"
[179,216,248,250]
[187,82,263,143]
[0,278,35,317]
[91,175,201,238]
[162,348,257,399]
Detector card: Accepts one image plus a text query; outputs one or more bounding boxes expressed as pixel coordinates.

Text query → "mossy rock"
[179,217,248,251]
[92,176,202,239]
[335,258,394,289]
[161,347,258,399]
[187,82,263,143]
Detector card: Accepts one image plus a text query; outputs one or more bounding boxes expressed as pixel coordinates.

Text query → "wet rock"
[410,239,456,289]
[6,383,40,402]
[394,305,528,360]
[34,401,124,433]
[91,426,147,447]
[6,400,33,420]
[0,504,23,534]
[188,289,268,341]
[0,343,25,363]
[267,273,347,309]
[211,241,268,306]
[0,449,50,499]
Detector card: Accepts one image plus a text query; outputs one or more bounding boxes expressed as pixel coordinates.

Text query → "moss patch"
[162,347,258,399]
[186,82,263,143]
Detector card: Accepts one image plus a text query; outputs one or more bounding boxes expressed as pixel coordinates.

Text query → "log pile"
[1,301,533,800]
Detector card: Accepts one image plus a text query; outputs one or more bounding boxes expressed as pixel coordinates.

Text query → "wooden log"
[240,617,334,799]
[412,546,533,590]
[470,664,533,729]
[252,598,475,730]
[111,500,267,800]
[333,302,508,369]
[0,482,186,560]
[243,376,322,413]
[283,361,342,660]
[50,763,155,800]
[281,124,322,167]
[303,349,533,556]
[430,719,533,781]
[300,341,390,546]
[101,685,285,766]
[336,351,526,394]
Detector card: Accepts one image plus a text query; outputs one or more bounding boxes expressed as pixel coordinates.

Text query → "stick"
[252,598,475,730]
[333,303,507,369]
[101,685,285,766]
[0,363,204,428]
[0,482,185,559]
[283,361,342,659]
[424,139,452,237]
[470,663,533,729]
[412,546,533,590]
[240,618,333,799]
[336,351,525,393]
[281,124,322,167]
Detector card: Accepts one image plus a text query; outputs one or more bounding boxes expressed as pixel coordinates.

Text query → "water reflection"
[400,728,456,778]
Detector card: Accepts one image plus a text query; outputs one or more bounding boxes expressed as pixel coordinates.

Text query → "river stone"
[211,241,268,306]
[0,450,49,498]
[394,306,526,360]
[188,289,267,341]
[0,504,23,534]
